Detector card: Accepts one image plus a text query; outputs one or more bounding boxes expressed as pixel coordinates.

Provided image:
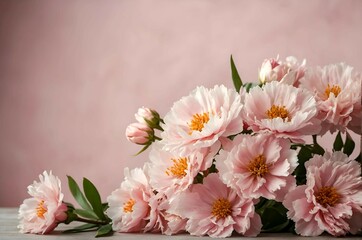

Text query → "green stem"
[75,216,108,225]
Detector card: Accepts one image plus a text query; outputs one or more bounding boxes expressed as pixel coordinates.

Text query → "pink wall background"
[0,0,361,207]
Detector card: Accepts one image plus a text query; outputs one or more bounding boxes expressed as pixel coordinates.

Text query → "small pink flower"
[161,85,243,156]
[283,152,362,236]
[216,134,298,200]
[146,142,214,197]
[243,81,321,142]
[259,56,306,86]
[18,171,68,234]
[300,63,361,134]
[168,173,262,238]
[125,122,152,145]
[106,167,153,232]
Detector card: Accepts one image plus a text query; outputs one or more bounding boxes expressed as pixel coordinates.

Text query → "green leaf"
[193,173,204,184]
[312,144,325,156]
[311,135,325,156]
[230,55,243,92]
[259,201,290,232]
[243,82,256,93]
[355,152,361,166]
[102,202,109,211]
[63,223,98,233]
[294,146,313,185]
[74,209,98,220]
[343,132,355,156]
[95,224,113,238]
[134,143,151,156]
[255,198,274,215]
[67,176,92,211]
[333,131,343,151]
[83,178,107,220]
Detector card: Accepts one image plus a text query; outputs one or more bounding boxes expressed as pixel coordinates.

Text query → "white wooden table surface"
[1,208,361,239]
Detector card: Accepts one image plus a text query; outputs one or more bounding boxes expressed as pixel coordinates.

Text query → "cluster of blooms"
[19,55,362,238]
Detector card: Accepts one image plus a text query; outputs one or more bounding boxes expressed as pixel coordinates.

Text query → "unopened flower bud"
[259,56,306,86]
[134,107,163,131]
[135,107,154,124]
[125,122,152,145]
[259,57,286,84]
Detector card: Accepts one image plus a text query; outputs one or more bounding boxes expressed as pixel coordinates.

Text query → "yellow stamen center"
[188,112,210,134]
[123,199,136,213]
[211,198,232,220]
[247,155,269,177]
[36,200,47,218]
[165,158,188,178]
[325,84,341,98]
[266,105,290,121]
[315,186,340,207]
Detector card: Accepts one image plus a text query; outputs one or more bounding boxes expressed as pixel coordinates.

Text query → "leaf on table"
[63,223,98,233]
[95,224,113,238]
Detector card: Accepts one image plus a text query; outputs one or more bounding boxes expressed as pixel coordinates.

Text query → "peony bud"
[259,56,306,86]
[259,57,286,84]
[135,107,163,131]
[135,107,154,124]
[125,122,153,145]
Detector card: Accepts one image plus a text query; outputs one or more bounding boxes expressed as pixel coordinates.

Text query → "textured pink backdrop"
[0,0,361,206]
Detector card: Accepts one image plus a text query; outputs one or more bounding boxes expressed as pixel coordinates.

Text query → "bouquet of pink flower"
[19,55,362,238]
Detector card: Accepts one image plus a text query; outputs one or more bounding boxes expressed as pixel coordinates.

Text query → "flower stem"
[75,216,108,225]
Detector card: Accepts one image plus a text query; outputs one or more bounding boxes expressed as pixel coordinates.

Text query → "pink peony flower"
[216,134,298,200]
[146,142,214,197]
[168,173,262,238]
[145,192,187,235]
[259,55,306,86]
[125,122,152,145]
[160,85,243,156]
[283,151,362,236]
[300,63,362,134]
[106,167,153,232]
[243,81,321,142]
[18,171,68,234]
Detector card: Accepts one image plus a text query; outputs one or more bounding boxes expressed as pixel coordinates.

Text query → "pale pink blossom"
[146,142,213,197]
[125,122,152,145]
[161,85,243,156]
[300,63,361,134]
[18,171,68,234]
[216,134,298,200]
[168,173,262,238]
[145,192,187,235]
[283,152,362,236]
[243,81,321,142]
[106,167,153,232]
[259,56,306,86]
